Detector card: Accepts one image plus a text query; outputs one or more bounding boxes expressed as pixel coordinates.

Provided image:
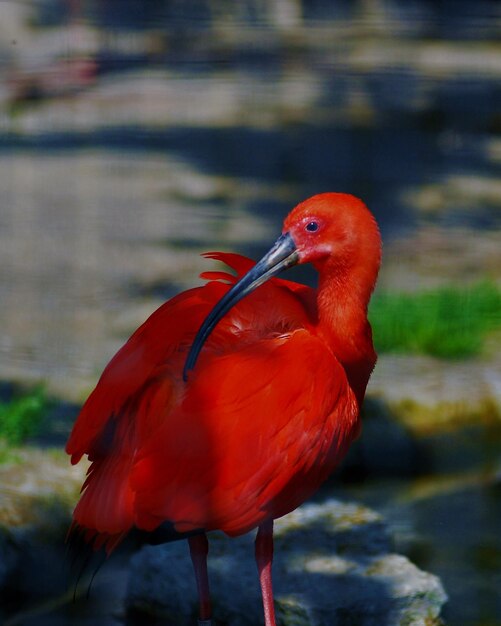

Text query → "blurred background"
[0,1,500,625]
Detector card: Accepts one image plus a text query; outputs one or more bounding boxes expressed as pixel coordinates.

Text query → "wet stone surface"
[127,500,447,626]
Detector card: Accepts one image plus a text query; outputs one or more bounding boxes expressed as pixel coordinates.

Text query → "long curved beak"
[183,232,299,381]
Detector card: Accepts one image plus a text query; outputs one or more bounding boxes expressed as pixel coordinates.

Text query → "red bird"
[66,193,381,626]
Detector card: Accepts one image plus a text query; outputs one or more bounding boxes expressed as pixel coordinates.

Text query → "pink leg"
[255,519,276,626]
[188,533,212,625]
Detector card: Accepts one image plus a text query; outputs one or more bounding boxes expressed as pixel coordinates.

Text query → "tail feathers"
[73,453,135,539]
[65,523,107,601]
[68,452,134,596]
[66,521,127,559]
[66,488,129,600]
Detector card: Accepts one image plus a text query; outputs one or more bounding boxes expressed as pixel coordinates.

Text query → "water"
[335,423,501,626]
[1,1,500,624]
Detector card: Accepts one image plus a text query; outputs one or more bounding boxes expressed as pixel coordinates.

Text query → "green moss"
[390,395,501,435]
[0,386,51,446]
[369,280,501,359]
[0,440,22,465]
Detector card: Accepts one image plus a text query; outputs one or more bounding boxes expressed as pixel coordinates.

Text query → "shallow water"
[336,424,501,626]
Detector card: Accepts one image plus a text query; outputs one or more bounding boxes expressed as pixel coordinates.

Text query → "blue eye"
[305,221,319,232]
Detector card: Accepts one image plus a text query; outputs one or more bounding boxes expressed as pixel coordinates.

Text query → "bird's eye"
[305,221,319,232]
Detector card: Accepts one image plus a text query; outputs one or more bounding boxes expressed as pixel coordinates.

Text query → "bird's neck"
[315,263,377,406]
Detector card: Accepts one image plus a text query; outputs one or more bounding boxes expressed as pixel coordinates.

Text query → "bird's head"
[283,193,381,274]
[183,193,381,380]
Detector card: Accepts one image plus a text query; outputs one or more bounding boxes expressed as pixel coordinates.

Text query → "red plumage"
[67,252,358,545]
[66,193,381,625]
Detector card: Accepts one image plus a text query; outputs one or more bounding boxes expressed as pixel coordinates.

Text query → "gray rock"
[0,448,86,596]
[341,397,422,479]
[0,527,17,589]
[126,499,447,626]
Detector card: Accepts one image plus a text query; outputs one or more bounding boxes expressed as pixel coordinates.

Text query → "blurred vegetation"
[0,386,51,448]
[370,280,501,359]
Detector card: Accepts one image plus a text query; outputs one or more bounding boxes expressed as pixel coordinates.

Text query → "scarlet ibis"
[66,192,381,626]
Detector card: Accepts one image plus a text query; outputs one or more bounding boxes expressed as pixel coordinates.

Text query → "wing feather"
[66,252,346,546]
[131,330,359,536]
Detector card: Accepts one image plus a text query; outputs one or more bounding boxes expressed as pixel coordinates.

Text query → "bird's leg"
[255,519,276,626]
[188,533,212,626]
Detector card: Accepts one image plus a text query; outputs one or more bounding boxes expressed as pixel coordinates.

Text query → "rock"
[0,448,87,598]
[368,352,501,435]
[340,397,422,479]
[0,527,17,589]
[126,499,447,626]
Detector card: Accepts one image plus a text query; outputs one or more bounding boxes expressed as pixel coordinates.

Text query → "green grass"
[369,280,501,359]
[0,386,51,446]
